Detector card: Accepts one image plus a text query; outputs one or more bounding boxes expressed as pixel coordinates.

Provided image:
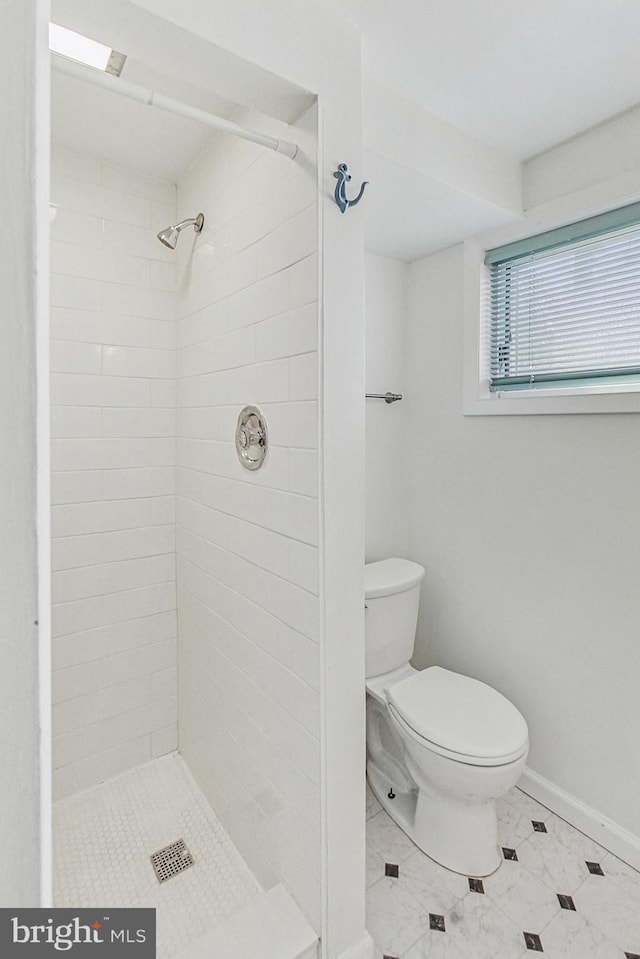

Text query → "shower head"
[157,224,180,250]
[157,213,204,250]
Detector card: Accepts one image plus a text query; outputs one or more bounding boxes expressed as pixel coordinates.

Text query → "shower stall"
[48,9,325,955]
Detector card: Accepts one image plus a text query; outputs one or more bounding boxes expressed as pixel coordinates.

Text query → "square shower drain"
[150,839,195,883]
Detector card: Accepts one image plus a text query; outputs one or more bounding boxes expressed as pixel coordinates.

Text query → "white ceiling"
[353,0,640,160]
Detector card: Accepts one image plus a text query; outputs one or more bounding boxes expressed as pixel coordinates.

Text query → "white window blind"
[485,202,640,392]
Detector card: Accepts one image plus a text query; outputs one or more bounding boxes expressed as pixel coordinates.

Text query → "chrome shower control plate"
[235,405,268,470]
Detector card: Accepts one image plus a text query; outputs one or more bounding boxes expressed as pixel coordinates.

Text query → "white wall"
[365,254,409,562]
[403,114,640,840]
[524,104,640,209]
[0,0,46,907]
[175,109,321,927]
[50,149,178,799]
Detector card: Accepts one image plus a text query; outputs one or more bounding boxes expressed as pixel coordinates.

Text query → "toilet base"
[367,760,502,878]
[367,760,418,841]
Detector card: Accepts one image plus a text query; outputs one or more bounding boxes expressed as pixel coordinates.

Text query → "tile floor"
[366,782,640,959]
[53,754,260,958]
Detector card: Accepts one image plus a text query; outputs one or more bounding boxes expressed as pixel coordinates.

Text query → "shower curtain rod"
[51,53,299,160]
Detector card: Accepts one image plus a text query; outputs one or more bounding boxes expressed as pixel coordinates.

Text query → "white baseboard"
[336,932,378,959]
[520,766,640,872]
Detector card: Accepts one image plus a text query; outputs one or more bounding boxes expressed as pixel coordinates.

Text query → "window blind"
[485,203,640,392]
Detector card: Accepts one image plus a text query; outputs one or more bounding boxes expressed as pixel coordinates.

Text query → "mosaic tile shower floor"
[53,754,260,958]
[366,783,640,959]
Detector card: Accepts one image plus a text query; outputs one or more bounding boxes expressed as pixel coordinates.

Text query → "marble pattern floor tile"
[544,812,609,864]
[540,908,626,958]
[516,829,593,896]
[366,784,640,958]
[444,888,527,959]
[482,858,561,931]
[367,845,388,890]
[505,787,555,823]
[573,874,640,955]
[367,782,383,819]
[402,928,471,959]
[394,848,469,914]
[496,796,537,848]
[601,851,640,898]
[366,875,434,957]
[367,807,419,867]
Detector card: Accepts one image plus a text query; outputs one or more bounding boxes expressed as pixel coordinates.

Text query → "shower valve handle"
[235,406,268,471]
[238,427,264,449]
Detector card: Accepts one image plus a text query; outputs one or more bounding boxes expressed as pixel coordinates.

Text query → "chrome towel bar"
[365,392,403,404]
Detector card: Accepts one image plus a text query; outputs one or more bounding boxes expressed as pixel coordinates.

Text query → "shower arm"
[51,53,299,160]
[174,217,202,232]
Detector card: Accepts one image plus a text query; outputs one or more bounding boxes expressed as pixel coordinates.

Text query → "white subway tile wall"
[175,109,321,929]
[50,148,178,800]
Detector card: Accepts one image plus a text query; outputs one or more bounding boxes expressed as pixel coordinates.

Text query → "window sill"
[464,386,640,416]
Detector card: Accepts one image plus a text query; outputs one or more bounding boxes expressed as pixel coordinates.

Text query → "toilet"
[365,558,529,877]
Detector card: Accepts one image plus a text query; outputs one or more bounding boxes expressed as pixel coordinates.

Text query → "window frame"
[464,187,640,416]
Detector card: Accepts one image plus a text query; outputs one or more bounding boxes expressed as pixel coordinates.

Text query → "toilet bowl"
[365,559,529,877]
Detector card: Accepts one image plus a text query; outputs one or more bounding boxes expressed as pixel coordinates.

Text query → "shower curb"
[179,883,318,959]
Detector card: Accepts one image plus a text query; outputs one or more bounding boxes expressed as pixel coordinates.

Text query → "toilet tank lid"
[365,558,425,599]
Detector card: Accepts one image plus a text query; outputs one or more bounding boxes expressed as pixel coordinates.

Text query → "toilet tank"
[365,558,426,678]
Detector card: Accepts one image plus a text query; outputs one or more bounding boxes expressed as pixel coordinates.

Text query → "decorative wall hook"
[333,163,369,214]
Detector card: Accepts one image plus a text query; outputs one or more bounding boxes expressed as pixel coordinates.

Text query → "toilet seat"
[386,666,529,766]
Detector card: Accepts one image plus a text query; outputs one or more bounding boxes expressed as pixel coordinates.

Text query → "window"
[486,202,640,393]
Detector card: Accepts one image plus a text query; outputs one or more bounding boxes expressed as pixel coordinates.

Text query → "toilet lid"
[386,666,528,761]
